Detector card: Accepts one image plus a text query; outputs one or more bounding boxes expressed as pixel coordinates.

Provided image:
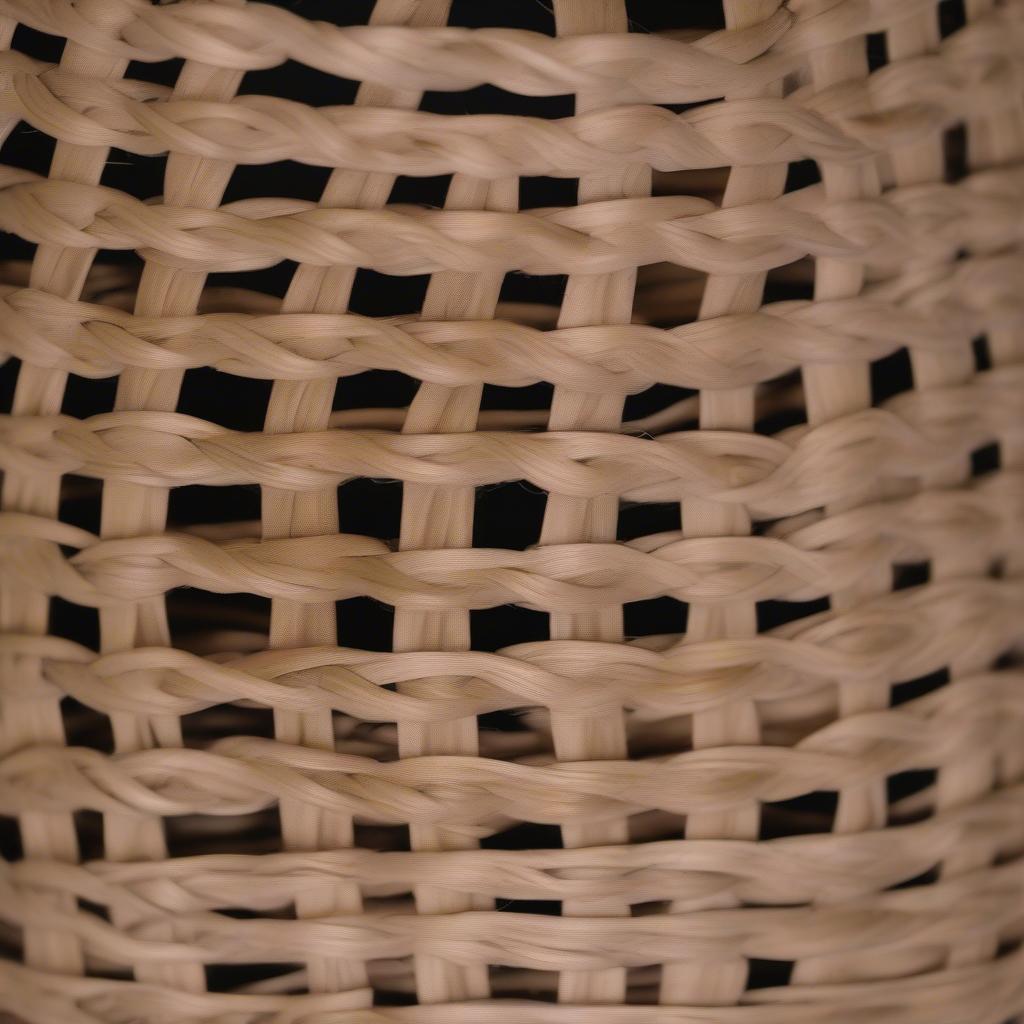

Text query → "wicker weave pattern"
[0,0,1022,1020]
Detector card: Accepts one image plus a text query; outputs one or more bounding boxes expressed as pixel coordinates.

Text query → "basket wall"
[0,0,1023,1020]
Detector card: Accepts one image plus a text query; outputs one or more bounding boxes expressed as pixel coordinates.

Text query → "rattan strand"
[0,0,1022,1021]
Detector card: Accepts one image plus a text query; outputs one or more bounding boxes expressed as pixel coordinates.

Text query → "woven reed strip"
[0,1,798,100]
[0,0,996,102]
[964,1,1024,816]
[3,8,1024,178]
[4,666,1022,825]
[386,0,520,1002]
[784,1,895,992]
[2,364,1019,468]
[2,477,1023,614]
[2,832,1024,968]
[5,571,1020,730]
[94,0,247,997]
[1,248,1021,387]
[2,162,1022,275]
[535,0,648,1006]
[0,0,136,984]
[4,778,1023,909]
[931,0,1024,975]
[3,943,1024,1023]
[258,0,453,1002]
[886,2,997,980]
[660,0,789,1007]
[0,162,1022,275]
[0,0,1022,1019]
[5,362,1019,510]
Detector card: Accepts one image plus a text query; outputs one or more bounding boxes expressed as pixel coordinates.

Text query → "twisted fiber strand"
[2,249,1022,388]
[661,0,799,998]
[0,510,917,609]
[960,0,1024,887]
[0,0,1021,1014]
[2,164,1023,275]
[4,481,1021,609]
[366,5,519,1006]
[782,10,896,931]
[0,959,373,1024]
[2,826,1023,968]
[0,0,140,984]
[883,4,1013,980]
[6,573,1018,725]
[536,0,647,1003]
[7,781,1023,913]
[3,946,1024,1024]
[2,671,1021,824]
[250,0,457,1002]
[669,0,848,990]
[0,889,1021,991]
[1,369,1018,510]
[82,1,251,999]
[884,3,1001,976]
[914,5,1024,975]
[0,0,791,102]
[3,8,1022,176]
[4,58,871,176]
[0,0,988,101]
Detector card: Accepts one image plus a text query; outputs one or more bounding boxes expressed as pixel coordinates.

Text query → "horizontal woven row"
[0,0,957,99]
[0,9,1020,175]
[3,474,1020,606]
[1,251,1019,385]
[6,781,1023,907]
[3,572,1015,719]
[3,669,1021,821]
[4,950,1024,1024]
[2,165,1022,275]
[3,840,1023,967]
[2,376,1018,506]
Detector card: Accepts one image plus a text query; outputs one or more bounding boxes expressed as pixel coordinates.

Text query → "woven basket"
[1,0,1023,1020]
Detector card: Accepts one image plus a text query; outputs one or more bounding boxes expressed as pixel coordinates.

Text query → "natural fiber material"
[0,0,1022,1020]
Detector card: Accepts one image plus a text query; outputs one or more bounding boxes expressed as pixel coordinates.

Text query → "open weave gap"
[0,0,1023,1019]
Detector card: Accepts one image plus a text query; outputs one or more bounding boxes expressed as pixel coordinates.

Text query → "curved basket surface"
[0,0,1022,1021]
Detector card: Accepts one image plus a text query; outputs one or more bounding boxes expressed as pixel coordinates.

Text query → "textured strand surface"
[0,0,1022,1020]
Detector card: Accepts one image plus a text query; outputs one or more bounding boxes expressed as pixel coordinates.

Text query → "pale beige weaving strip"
[787,0,893,989]
[540,0,648,1007]
[0,0,1022,1020]
[2,163,1023,274]
[389,31,518,1007]
[260,0,452,1001]
[9,569,1022,731]
[389,0,517,1003]
[0,249,1021,390]
[963,1,1024,812]
[661,0,788,1008]
[931,0,1024,973]
[392,171,516,1008]
[6,18,1024,178]
[0,0,133,983]
[97,1,247,995]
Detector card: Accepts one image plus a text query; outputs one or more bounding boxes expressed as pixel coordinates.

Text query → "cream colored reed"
[0,0,1023,1021]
